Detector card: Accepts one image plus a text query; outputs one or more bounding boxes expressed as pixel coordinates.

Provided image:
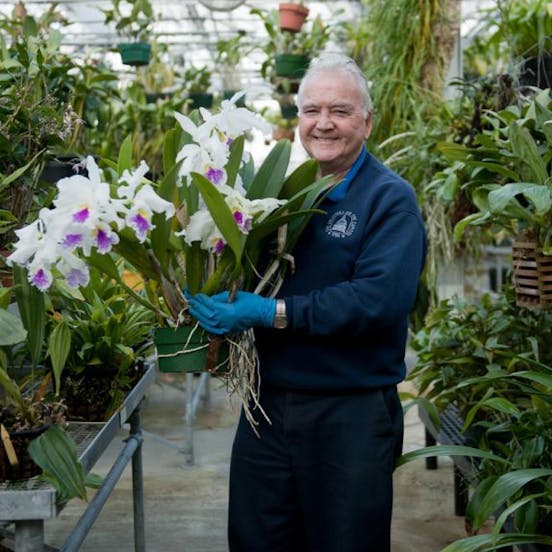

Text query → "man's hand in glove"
[186,291,276,335]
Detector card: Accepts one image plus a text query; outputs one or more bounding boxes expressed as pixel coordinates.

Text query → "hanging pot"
[512,236,552,310]
[278,2,309,32]
[118,42,151,66]
[275,53,310,78]
[154,325,229,374]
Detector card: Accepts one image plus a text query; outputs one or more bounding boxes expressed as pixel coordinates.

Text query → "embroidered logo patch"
[326,210,357,238]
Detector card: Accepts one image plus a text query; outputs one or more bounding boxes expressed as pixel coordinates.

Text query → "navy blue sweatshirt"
[255,150,427,391]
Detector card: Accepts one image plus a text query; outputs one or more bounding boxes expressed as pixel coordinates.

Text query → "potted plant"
[251,7,336,82]
[451,90,552,307]
[0,268,69,481]
[0,6,83,256]
[278,2,309,33]
[403,289,552,549]
[184,64,214,110]
[49,271,155,421]
[7,95,332,416]
[103,0,155,66]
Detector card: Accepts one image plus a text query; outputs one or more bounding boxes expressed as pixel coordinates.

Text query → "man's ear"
[364,112,373,140]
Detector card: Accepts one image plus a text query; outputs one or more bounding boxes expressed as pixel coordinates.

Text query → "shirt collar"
[326,146,368,202]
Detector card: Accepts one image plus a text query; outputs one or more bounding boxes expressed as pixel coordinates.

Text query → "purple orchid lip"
[72,207,90,223]
[32,268,50,291]
[96,228,113,253]
[66,268,88,288]
[62,233,83,248]
[215,238,225,254]
[131,212,151,239]
[205,167,225,185]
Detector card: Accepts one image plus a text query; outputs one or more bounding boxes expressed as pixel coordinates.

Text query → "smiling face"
[298,69,372,181]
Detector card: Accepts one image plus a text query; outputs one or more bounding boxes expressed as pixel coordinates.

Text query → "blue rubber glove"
[186,291,276,335]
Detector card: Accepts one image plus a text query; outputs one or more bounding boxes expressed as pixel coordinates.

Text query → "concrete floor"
[41,369,467,552]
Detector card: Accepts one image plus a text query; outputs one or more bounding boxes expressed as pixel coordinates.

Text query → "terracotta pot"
[278,2,309,32]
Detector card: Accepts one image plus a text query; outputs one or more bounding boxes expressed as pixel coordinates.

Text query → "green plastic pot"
[118,42,151,66]
[189,92,214,110]
[275,53,310,78]
[154,325,229,374]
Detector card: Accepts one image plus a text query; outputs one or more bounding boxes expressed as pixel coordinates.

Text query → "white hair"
[296,53,373,116]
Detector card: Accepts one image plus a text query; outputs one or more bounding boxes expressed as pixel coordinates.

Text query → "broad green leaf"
[511,370,552,389]
[117,134,133,173]
[441,533,552,552]
[509,123,548,183]
[0,308,26,345]
[225,135,244,189]
[13,265,45,370]
[488,183,552,218]
[191,172,245,267]
[396,444,508,468]
[28,425,88,503]
[279,159,319,199]
[0,367,25,411]
[246,139,291,200]
[472,468,552,531]
[465,161,520,181]
[46,321,71,396]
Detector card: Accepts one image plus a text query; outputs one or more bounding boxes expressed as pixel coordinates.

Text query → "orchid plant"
[7,92,331,330]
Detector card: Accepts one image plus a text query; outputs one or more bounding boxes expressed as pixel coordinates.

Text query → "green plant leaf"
[472,468,552,531]
[13,265,45,371]
[46,320,71,396]
[246,139,291,200]
[28,425,89,503]
[441,532,552,552]
[0,308,26,345]
[191,172,245,268]
[117,134,133,173]
[396,444,508,468]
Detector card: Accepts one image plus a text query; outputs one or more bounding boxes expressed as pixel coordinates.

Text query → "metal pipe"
[59,433,143,552]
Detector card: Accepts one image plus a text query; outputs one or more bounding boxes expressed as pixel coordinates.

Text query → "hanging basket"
[118,42,151,66]
[275,53,310,78]
[512,238,552,309]
[154,325,229,374]
[278,2,309,32]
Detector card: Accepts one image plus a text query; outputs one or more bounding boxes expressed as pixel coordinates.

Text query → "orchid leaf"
[46,320,71,396]
[441,533,552,552]
[279,159,319,199]
[0,308,26,345]
[117,134,133,173]
[225,135,244,189]
[185,242,205,295]
[13,265,45,371]
[191,172,245,267]
[246,139,291,200]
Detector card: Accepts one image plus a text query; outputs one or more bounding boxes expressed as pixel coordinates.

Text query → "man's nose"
[315,110,333,130]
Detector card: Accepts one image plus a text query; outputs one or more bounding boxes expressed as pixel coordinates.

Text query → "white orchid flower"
[56,251,90,289]
[178,209,226,253]
[118,160,151,200]
[200,92,271,138]
[125,184,175,242]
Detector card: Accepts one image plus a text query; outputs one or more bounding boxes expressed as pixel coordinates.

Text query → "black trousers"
[228,384,404,552]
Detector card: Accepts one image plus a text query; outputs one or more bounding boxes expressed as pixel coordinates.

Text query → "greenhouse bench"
[417,403,473,517]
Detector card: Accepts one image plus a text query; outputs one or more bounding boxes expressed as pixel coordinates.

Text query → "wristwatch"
[273,299,288,329]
